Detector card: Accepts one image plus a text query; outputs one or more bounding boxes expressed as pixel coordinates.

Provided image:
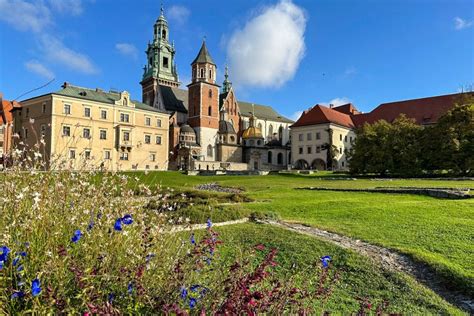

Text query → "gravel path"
[264,220,473,313]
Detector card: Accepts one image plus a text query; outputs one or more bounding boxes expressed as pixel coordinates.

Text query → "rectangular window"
[100,129,107,140]
[84,150,91,160]
[307,133,312,141]
[157,119,162,127]
[64,104,71,115]
[316,146,321,153]
[120,152,129,160]
[342,161,345,167]
[83,128,91,139]
[156,135,162,145]
[145,117,151,126]
[120,113,130,123]
[163,57,169,68]
[101,110,107,119]
[69,149,76,159]
[84,107,91,117]
[150,153,156,162]
[344,135,347,142]
[316,132,321,140]
[62,126,71,137]
[298,134,303,141]
[350,136,353,143]
[340,134,342,141]
[104,150,111,160]
[339,147,343,154]
[307,146,312,154]
[42,103,46,113]
[123,131,130,141]
[144,135,151,144]
[298,147,303,154]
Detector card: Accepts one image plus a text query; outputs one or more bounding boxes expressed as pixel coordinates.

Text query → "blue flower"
[206,218,212,228]
[320,255,331,268]
[190,234,195,245]
[0,261,3,270]
[108,293,115,303]
[145,253,156,263]
[31,278,41,297]
[128,282,133,295]
[11,291,25,299]
[71,230,83,243]
[122,214,133,225]
[13,257,20,267]
[17,251,27,257]
[0,245,11,262]
[189,297,197,309]
[114,218,123,231]
[16,265,24,272]
[190,284,200,292]
[180,287,188,300]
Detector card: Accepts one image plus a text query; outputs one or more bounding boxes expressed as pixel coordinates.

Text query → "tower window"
[208,89,212,98]
[209,69,212,80]
[208,106,212,116]
[162,29,166,39]
[163,57,169,68]
[200,68,204,78]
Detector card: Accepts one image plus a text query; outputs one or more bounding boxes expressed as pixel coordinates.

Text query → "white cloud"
[322,97,352,107]
[343,66,357,77]
[167,5,190,25]
[0,0,52,33]
[290,110,303,121]
[39,35,98,74]
[48,0,83,16]
[24,60,55,79]
[226,0,307,88]
[454,17,473,30]
[115,43,138,59]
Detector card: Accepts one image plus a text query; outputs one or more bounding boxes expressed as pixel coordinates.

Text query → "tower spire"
[222,65,232,93]
[160,2,164,17]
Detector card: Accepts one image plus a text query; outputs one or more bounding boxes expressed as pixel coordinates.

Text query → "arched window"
[200,68,204,78]
[268,124,273,138]
[267,151,273,164]
[208,106,212,116]
[208,89,212,98]
[278,126,283,140]
[123,98,128,106]
[209,69,212,80]
[277,153,283,165]
[207,145,213,157]
[162,29,166,39]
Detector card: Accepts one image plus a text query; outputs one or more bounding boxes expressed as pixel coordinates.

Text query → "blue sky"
[0,0,473,120]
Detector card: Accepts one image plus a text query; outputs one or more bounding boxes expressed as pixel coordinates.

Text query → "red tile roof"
[352,93,471,126]
[291,104,355,128]
[333,103,360,115]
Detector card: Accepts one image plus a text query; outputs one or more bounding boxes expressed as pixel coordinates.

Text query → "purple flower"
[108,293,115,303]
[190,234,196,245]
[206,218,212,228]
[145,253,156,263]
[114,218,123,231]
[122,214,133,225]
[11,291,25,299]
[31,278,41,297]
[320,255,331,268]
[189,297,197,309]
[87,220,94,232]
[71,230,83,243]
[128,282,133,295]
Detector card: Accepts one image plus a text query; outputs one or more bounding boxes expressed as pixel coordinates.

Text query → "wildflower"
[206,218,212,228]
[122,214,133,225]
[128,282,133,295]
[0,246,11,266]
[11,291,25,299]
[87,220,94,232]
[114,218,123,231]
[108,293,115,303]
[255,244,266,251]
[189,297,197,309]
[16,265,24,272]
[180,287,188,300]
[190,285,200,292]
[13,257,20,266]
[71,230,83,243]
[145,253,156,263]
[31,278,41,297]
[190,234,196,245]
[320,255,331,268]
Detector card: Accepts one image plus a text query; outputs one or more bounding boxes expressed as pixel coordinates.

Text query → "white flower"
[16,193,24,200]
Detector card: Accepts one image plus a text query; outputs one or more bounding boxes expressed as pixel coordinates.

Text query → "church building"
[140,7,293,171]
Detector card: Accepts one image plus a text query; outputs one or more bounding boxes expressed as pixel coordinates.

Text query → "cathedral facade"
[141,8,293,171]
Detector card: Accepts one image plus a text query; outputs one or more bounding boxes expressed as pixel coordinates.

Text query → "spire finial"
[203,35,206,43]
[160,2,164,16]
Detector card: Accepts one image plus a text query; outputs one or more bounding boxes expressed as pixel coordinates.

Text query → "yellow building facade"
[15,83,169,171]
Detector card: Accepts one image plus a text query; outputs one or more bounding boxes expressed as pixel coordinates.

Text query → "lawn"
[131,171,474,297]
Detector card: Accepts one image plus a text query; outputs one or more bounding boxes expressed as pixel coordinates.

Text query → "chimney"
[329,103,334,108]
[62,82,69,88]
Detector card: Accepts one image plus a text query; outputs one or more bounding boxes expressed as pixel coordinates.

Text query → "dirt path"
[263,220,473,313]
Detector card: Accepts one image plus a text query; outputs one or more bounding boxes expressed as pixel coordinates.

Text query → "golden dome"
[242,126,263,139]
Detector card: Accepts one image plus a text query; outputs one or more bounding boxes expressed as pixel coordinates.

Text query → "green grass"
[210,223,464,314]
[130,171,474,297]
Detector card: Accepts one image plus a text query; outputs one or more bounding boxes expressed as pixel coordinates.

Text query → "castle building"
[13,84,169,171]
[140,7,293,171]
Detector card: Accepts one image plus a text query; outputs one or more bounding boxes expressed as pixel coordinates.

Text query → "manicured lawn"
[208,223,463,314]
[131,171,474,297]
